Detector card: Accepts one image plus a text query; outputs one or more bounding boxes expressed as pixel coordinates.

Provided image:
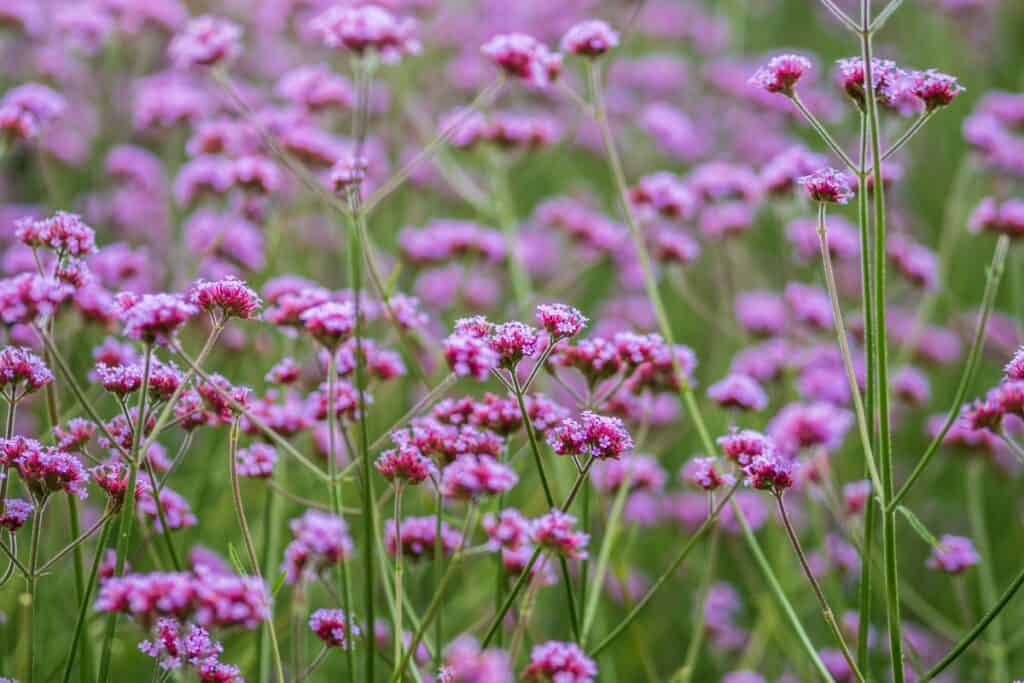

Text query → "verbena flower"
[309,4,420,62]
[911,69,964,110]
[440,454,518,500]
[386,516,463,560]
[300,301,357,348]
[168,15,242,69]
[119,293,198,346]
[926,535,981,574]
[235,444,276,478]
[375,444,436,485]
[0,346,53,401]
[309,608,360,649]
[681,457,735,491]
[742,452,794,493]
[535,303,587,340]
[15,211,97,256]
[749,54,812,95]
[282,510,354,584]
[707,373,768,411]
[523,640,597,682]
[0,498,33,531]
[438,636,513,683]
[547,412,633,459]
[798,168,854,204]
[530,509,589,560]
[481,33,562,88]
[560,20,619,58]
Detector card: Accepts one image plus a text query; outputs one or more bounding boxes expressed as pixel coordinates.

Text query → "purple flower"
[536,303,587,339]
[440,454,518,500]
[968,197,1024,238]
[387,515,463,560]
[276,64,353,112]
[561,20,619,58]
[309,5,420,63]
[927,535,981,574]
[235,444,276,479]
[718,429,775,466]
[768,401,854,456]
[438,636,513,683]
[530,509,589,560]
[375,445,436,485]
[708,373,768,411]
[743,452,794,493]
[16,212,96,257]
[799,168,855,204]
[168,15,241,69]
[481,34,562,89]
[482,508,531,550]
[0,498,33,531]
[547,412,633,460]
[836,57,906,108]
[591,454,667,494]
[0,346,53,400]
[329,155,369,192]
[282,510,354,584]
[119,293,197,346]
[911,69,964,110]
[300,301,357,349]
[749,54,813,95]
[309,608,360,649]
[444,334,500,380]
[523,640,597,682]
[681,457,735,491]
[189,277,261,321]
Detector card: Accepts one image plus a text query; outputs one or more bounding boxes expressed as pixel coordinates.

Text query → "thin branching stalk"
[815,202,883,493]
[776,494,865,683]
[881,110,937,162]
[62,516,114,683]
[433,488,444,669]
[676,521,720,683]
[229,418,286,682]
[25,497,48,683]
[141,456,182,570]
[889,235,1009,508]
[817,0,862,31]
[392,484,405,667]
[98,344,152,682]
[965,461,1008,681]
[789,93,859,173]
[36,509,112,574]
[588,482,739,658]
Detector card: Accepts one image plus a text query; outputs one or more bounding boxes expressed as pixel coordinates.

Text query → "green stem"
[258,471,282,683]
[673,523,719,683]
[393,485,404,667]
[966,461,1008,681]
[888,235,1009,508]
[97,344,152,682]
[62,517,114,683]
[433,489,443,668]
[581,465,634,643]
[491,156,531,312]
[790,93,859,173]
[881,110,936,162]
[588,482,739,658]
[141,456,182,570]
[26,497,47,683]
[776,495,865,683]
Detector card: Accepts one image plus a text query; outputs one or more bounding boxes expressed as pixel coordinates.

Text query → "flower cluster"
[547,412,634,460]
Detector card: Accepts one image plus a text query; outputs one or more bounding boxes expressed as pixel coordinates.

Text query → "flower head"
[743,452,794,493]
[547,412,633,460]
[235,444,276,478]
[444,334,500,380]
[375,444,436,485]
[535,303,587,340]
[438,636,513,683]
[530,509,589,560]
[119,293,198,346]
[560,20,619,57]
[681,457,735,491]
[926,535,980,574]
[301,301,357,348]
[169,15,241,69]
[523,640,597,682]
[440,454,518,500]
[189,277,261,320]
[0,498,33,531]
[799,168,854,204]
[707,373,768,411]
[750,54,812,95]
[309,608,360,649]
[911,69,964,110]
[309,4,420,63]
[481,33,562,88]
[0,346,53,400]
[15,212,96,256]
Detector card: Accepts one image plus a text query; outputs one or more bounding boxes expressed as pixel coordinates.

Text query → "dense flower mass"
[309,4,420,62]
[309,608,360,649]
[547,412,633,459]
[481,33,562,88]
[799,168,854,204]
[168,15,241,69]
[523,641,597,682]
[750,54,812,95]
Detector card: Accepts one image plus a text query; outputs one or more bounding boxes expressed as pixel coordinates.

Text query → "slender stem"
[817,0,863,31]
[869,0,904,31]
[889,234,1009,508]
[966,461,1008,681]
[676,523,720,683]
[919,564,1024,681]
[26,497,48,683]
[735,502,836,682]
[581,465,634,643]
[362,79,504,214]
[881,110,936,162]
[325,352,356,683]
[789,93,859,173]
[490,155,531,312]
[816,202,883,495]
[393,485,404,667]
[141,456,181,570]
[62,517,113,683]
[229,418,285,683]
[258,469,283,683]
[36,510,112,574]
[588,60,716,456]
[369,374,457,452]
[0,538,28,577]
[433,489,443,669]
[295,646,330,683]
[776,495,865,683]
[588,482,739,658]
[859,4,907,681]
[97,344,152,682]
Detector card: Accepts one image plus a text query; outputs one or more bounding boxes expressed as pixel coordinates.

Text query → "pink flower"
[836,57,905,108]
[911,69,964,110]
[282,510,354,584]
[749,54,812,95]
[11,439,89,500]
[440,454,518,500]
[523,640,597,682]
[0,273,73,324]
[438,636,513,683]
[301,301,357,348]
[189,277,261,320]
[444,334,500,380]
[630,172,697,220]
[926,535,980,574]
[386,515,463,560]
[0,498,33,531]
[309,608,361,649]
[536,303,587,339]
[168,15,241,69]
[718,429,775,467]
[681,457,735,491]
[119,293,198,346]
[276,64,353,112]
[743,452,794,493]
[547,412,633,460]
[329,155,369,192]
[530,509,589,560]
[375,445,436,485]
[799,168,854,204]
[561,20,619,57]
[968,197,1024,238]
[236,444,276,478]
[708,373,768,411]
[0,346,53,400]
[488,321,541,367]
[309,4,420,63]
[482,508,531,550]
[591,454,667,494]
[15,211,96,256]
[481,33,562,89]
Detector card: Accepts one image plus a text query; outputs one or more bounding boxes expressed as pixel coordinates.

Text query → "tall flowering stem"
[860,3,904,680]
[26,497,49,683]
[775,493,865,683]
[586,60,715,456]
[228,417,286,682]
[97,343,152,682]
[815,202,882,494]
[61,517,114,683]
[509,370,581,640]
[965,461,1008,680]
[580,466,633,643]
[392,484,404,666]
[888,235,1009,507]
[588,481,740,657]
[325,353,357,683]
[482,457,595,648]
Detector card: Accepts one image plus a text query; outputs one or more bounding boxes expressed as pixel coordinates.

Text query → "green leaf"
[896,505,941,548]
[271,570,288,597]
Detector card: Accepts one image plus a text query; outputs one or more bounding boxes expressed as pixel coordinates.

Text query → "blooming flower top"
[300,301,357,348]
[522,640,597,682]
[530,509,589,560]
[282,510,354,584]
[749,54,812,95]
[309,4,420,63]
[387,515,463,560]
[968,197,1024,238]
[743,451,794,493]
[375,444,436,485]
[560,20,619,58]
[0,346,53,400]
[444,334,500,380]
[235,444,276,479]
[836,57,906,108]
[15,211,97,257]
[926,535,981,574]
[799,168,854,204]
[438,636,513,683]
[911,69,964,110]
[547,412,633,459]
[535,303,587,340]
[681,457,735,491]
[119,293,198,346]
[481,33,562,89]
[309,608,360,649]
[188,277,262,321]
[168,15,242,69]
[707,373,768,412]
[440,454,518,500]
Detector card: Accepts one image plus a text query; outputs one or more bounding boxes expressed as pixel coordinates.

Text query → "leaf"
[271,570,288,597]
[896,505,941,548]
